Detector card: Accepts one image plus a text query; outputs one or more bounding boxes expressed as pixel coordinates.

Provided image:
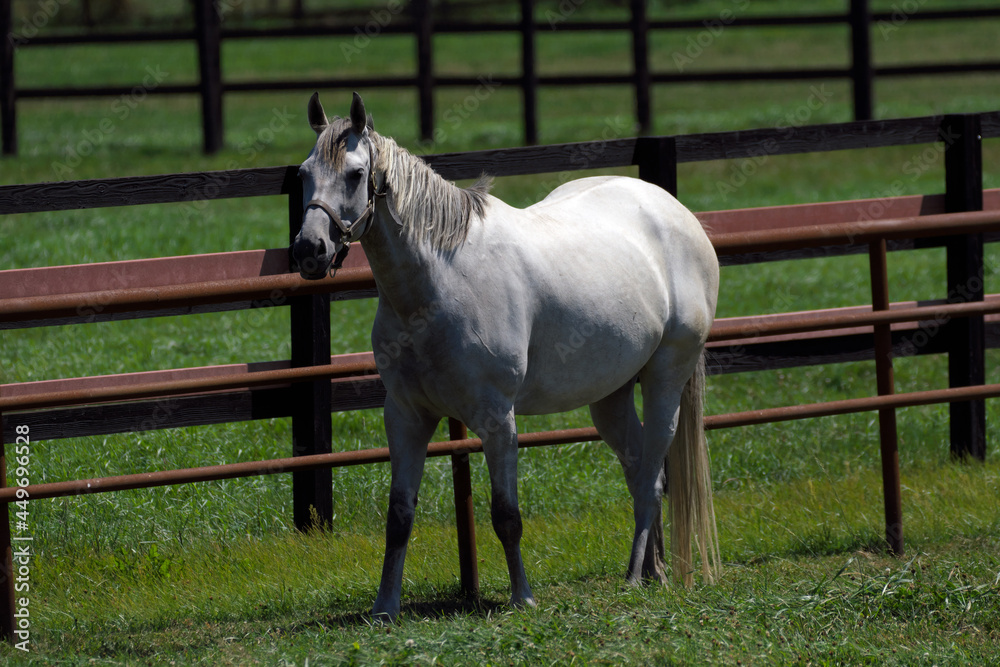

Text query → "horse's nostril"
[317,238,329,259]
[299,256,320,274]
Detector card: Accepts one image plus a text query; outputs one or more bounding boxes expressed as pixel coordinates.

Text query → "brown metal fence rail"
[4,0,1000,154]
[0,110,999,642]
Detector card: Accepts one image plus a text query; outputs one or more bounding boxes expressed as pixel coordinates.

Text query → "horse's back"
[528,176,713,270]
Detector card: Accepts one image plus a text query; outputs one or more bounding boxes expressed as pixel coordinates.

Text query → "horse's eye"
[349,168,365,181]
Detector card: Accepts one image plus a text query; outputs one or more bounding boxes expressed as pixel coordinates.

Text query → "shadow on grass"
[729,528,892,566]
[324,594,509,629]
[33,593,511,661]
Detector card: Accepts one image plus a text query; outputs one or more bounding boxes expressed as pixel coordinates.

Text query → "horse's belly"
[514,326,658,414]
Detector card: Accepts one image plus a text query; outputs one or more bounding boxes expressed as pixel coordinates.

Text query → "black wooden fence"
[3,0,1000,155]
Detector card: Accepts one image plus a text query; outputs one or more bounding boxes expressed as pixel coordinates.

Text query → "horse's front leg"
[471,403,536,609]
[372,395,439,621]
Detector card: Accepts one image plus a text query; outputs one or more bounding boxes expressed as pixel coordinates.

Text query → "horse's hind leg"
[468,402,536,609]
[372,395,440,621]
[589,379,668,585]
[626,345,698,586]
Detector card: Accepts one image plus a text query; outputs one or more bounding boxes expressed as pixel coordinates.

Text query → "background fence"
[3,0,1000,155]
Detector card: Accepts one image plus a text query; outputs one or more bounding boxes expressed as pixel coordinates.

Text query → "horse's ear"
[350,92,369,136]
[308,92,328,136]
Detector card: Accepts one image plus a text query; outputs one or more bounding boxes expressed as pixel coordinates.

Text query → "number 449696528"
[13,425,31,506]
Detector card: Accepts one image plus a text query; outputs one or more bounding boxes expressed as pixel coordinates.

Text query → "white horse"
[292,93,720,620]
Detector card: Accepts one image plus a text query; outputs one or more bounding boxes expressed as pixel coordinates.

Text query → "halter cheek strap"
[304,141,384,270]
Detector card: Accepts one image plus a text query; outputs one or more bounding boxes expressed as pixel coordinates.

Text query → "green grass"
[3,0,1000,663]
[15,463,1000,664]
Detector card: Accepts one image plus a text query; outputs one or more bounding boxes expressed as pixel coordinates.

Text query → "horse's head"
[291,92,378,280]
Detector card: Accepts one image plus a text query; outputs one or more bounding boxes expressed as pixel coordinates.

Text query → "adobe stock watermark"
[50,65,170,178]
[672,0,752,72]
[529,114,631,201]
[11,425,33,652]
[895,263,995,359]
[715,84,835,201]
[341,0,409,63]
[372,300,446,372]
[7,0,73,46]
[414,75,502,153]
[849,122,964,228]
[546,0,586,29]
[75,263,138,323]
[877,0,929,40]
[179,106,297,221]
[707,285,798,375]
[130,397,183,436]
[235,107,297,162]
[217,0,246,22]
[555,322,598,363]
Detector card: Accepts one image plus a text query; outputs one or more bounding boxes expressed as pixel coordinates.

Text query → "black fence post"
[1,0,15,156]
[194,0,224,154]
[81,0,94,28]
[414,0,434,143]
[635,136,678,196]
[520,0,537,145]
[943,113,986,461]
[287,176,334,530]
[630,0,651,135]
[849,0,873,121]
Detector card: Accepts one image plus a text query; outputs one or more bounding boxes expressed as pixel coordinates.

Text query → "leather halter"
[304,139,384,269]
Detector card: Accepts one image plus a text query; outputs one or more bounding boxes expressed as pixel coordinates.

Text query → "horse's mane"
[371,132,493,251]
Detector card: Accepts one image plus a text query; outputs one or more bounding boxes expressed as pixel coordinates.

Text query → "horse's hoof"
[510,595,537,610]
[370,610,398,625]
[371,598,400,624]
[641,564,669,586]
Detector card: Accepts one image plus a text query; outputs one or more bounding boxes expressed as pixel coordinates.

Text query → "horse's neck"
[362,200,441,316]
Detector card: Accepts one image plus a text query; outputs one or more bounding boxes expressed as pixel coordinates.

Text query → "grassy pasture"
[3,1,1000,663]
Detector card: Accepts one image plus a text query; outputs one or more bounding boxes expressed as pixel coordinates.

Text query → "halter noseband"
[304,139,385,269]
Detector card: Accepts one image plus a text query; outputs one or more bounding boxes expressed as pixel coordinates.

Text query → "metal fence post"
[449,418,479,598]
[849,0,873,121]
[869,239,904,556]
[943,113,986,461]
[288,176,334,530]
[194,0,224,154]
[1,0,16,156]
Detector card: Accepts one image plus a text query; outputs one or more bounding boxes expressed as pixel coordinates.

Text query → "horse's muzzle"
[291,236,336,280]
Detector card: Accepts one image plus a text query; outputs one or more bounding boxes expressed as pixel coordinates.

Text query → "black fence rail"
[3,0,1000,155]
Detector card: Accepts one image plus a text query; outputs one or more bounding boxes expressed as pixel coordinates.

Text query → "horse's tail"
[668,352,720,587]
